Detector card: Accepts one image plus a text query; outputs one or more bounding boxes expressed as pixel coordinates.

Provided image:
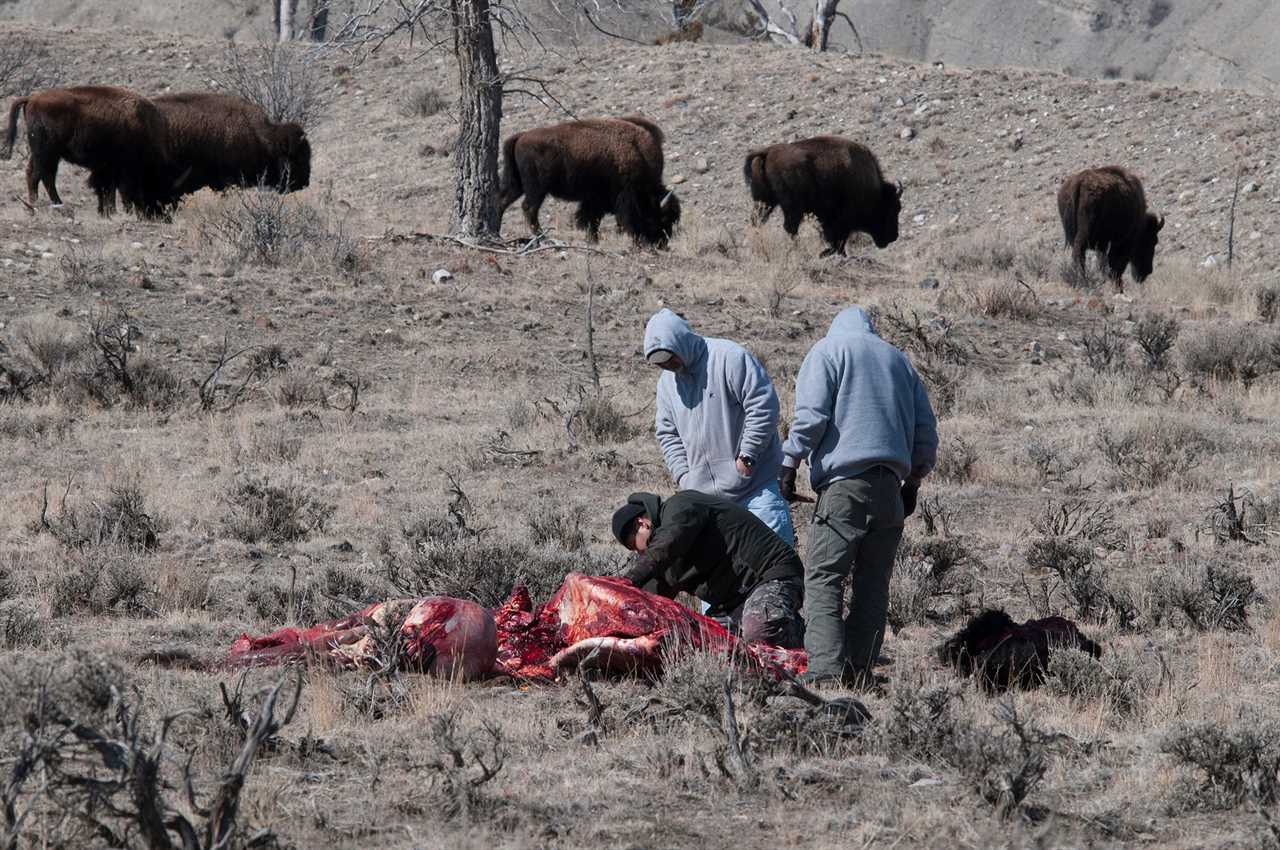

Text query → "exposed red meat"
[224,572,808,681]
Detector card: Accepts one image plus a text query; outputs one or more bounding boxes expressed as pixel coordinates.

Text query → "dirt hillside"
[1,18,1279,850]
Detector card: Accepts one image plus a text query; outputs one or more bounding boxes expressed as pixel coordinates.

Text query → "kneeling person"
[611,491,804,648]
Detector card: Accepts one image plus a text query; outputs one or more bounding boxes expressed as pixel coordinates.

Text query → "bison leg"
[521,193,545,236]
[574,203,604,243]
[28,155,62,207]
[818,219,849,257]
[1106,244,1129,292]
[781,205,803,239]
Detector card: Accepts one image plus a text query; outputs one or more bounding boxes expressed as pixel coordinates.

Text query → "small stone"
[671,174,687,184]
[1030,340,1043,354]
[1202,255,1219,268]
[432,269,453,284]
[918,277,940,290]
[899,127,915,140]
[693,157,710,174]
[130,242,144,249]
[912,213,926,225]
[894,96,906,107]
[909,778,945,788]
[1244,181,1260,193]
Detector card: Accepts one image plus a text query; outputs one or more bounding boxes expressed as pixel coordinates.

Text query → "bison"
[153,92,311,196]
[4,85,174,218]
[497,115,681,247]
[938,609,1102,693]
[744,136,903,257]
[1058,165,1164,289]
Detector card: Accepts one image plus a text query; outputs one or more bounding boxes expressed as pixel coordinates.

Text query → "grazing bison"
[938,609,1102,693]
[4,86,173,218]
[744,136,902,257]
[153,92,311,196]
[497,115,681,247]
[1058,165,1164,289]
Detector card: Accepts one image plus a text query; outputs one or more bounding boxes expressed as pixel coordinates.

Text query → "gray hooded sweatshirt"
[781,306,938,490]
[644,309,783,501]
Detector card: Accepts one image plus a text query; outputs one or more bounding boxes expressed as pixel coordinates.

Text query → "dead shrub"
[1096,418,1209,490]
[1046,647,1151,717]
[1031,498,1120,548]
[870,301,971,365]
[1257,286,1279,324]
[969,280,1039,320]
[46,547,151,617]
[79,309,183,411]
[526,503,587,551]
[1179,324,1280,387]
[949,701,1052,819]
[870,680,961,762]
[1025,537,1106,621]
[1162,715,1280,808]
[0,37,58,99]
[213,41,323,126]
[59,248,113,290]
[275,370,325,408]
[403,85,446,118]
[0,601,45,649]
[1078,321,1128,373]
[1024,438,1081,485]
[196,189,360,271]
[568,392,640,445]
[222,476,335,544]
[9,316,84,383]
[420,711,507,822]
[1146,560,1261,631]
[935,232,1017,275]
[934,434,978,483]
[887,536,975,629]
[35,478,161,552]
[655,647,772,722]
[1134,313,1180,370]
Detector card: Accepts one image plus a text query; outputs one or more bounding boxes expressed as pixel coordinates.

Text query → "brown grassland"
[2,18,1280,850]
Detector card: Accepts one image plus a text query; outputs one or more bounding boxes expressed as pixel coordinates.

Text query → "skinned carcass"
[224,572,807,681]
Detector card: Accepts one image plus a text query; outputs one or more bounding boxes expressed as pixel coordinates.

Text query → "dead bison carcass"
[938,609,1102,693]
[744,136,902,257]
[3,86,174,218]
[497,115,681,247]
[154,92,311,196]
[1058,165,1164,289]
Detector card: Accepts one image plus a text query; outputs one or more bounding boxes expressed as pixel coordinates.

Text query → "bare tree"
[738,0,860,51]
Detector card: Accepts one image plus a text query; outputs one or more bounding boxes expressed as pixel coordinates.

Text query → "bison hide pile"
[225,572,808,681]
[937,609,1102,692]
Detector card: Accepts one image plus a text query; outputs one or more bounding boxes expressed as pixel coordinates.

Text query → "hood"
[630,491,664,525]
[643,309,707,369]
[827,306,877,338]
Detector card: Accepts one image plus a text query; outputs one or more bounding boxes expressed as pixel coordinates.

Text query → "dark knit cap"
[611,502,647,545]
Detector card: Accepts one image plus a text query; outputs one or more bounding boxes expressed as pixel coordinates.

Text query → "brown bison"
[4,86,174,218]
[744,136,903,257]
[497,115,681,247]
[153,92,311,196]
[1058,165,1164,288]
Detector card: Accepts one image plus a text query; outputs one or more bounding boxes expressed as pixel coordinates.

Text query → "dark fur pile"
[743,135,903,257]
[937,609,1102,692]
[1057,165,1164,287]
[5,86,174,218]
[497,115,680,247]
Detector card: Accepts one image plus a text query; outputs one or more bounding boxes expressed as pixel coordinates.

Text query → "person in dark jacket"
[610,490,804,648]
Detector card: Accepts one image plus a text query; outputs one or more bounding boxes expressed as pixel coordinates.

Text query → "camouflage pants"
[728,577,804,649]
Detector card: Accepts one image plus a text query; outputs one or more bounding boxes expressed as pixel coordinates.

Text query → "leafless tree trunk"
[309,0,330,40]
[807,0,839,50]
[278,0,297,41]
[451,0,503,240]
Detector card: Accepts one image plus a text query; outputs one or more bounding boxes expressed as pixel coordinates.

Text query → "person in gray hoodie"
[643,308,795,546]
[779,305,938,687]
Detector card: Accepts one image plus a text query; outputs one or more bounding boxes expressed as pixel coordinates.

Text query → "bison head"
[1131,212,1164,282]
[274,123,311,193]
[657,189,681,246]
[868,181,903,248]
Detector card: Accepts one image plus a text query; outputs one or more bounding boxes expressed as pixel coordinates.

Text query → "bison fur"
[154,92,311,196]
[938,609,1102,693]
[1058,165,1164,289]
[497,115,680,247]
[5,86,174,219]
[744,136,902,257]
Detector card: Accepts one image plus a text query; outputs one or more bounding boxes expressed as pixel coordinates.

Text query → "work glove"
[901,479,921,518]
[778,467,814,503]
[779,466,798,502]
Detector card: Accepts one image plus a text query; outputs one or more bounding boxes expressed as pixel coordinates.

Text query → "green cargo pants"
[803,467,905,680]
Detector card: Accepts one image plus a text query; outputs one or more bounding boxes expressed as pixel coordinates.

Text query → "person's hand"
[736,456,752,477]
[779,467,814,503]
[901,479,921,518]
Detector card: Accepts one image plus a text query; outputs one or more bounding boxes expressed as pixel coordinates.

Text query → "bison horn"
[895,181,904,199]
[660,190,674,209]
[1156,215,1165,231]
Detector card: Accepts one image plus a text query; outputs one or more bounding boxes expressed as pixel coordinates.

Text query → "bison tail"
[743,149,774,207]
[1059,180,1080,247]
[497,133,522,215]
[3,97,27,160]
